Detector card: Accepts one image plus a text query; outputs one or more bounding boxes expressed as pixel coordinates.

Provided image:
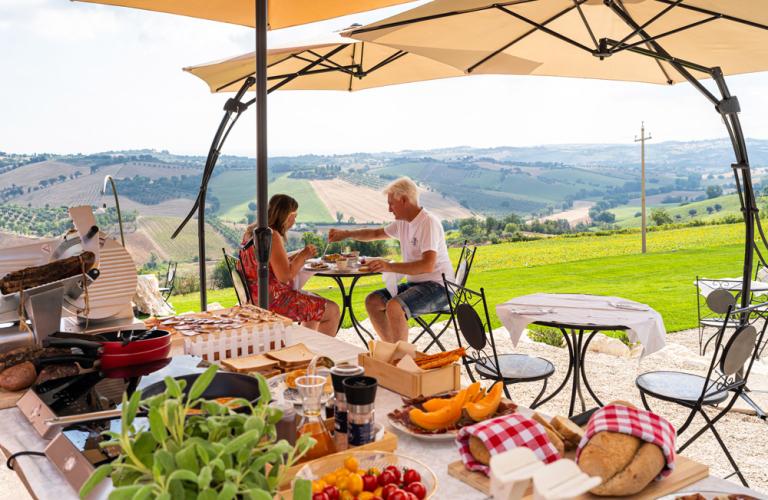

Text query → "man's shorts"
[369,281,450,318]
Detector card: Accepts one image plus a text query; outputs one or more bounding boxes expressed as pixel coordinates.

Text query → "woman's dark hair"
[268,194,299,236]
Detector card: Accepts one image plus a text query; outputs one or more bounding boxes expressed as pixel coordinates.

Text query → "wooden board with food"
[447,400,710,499]
[0,345,83,409]
[146,304,292,338]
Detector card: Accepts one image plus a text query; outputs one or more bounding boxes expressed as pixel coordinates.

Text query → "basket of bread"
[358,341,463,398]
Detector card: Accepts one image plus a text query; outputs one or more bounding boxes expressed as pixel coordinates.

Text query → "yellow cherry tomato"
[335,467,350,477]
[346,474,363,495]
[374,487,383,497]
[335,476,348,492]
[322,473,337,487]
[311,480,326,494]
[358,493,375,500]
[344,456,359,473]
[340,491,354,500]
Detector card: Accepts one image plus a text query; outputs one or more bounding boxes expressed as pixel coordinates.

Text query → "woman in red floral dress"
[240,194,340,336]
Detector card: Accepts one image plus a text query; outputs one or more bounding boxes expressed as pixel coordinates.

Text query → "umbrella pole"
[254,0,272,310]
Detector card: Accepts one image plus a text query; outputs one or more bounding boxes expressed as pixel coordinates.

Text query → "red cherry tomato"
[384,465,401,483]
[405,493,419,500]
[378,470,397,487]
[312,493,329,500]
[381,484,399,499]
[388,490,408,500]
[405,482,427,500]
[402,469,421,486]
[362,474,378,492]
[323,486,340,500]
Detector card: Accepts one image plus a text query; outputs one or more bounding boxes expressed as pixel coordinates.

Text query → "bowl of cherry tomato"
[295,451,438,500]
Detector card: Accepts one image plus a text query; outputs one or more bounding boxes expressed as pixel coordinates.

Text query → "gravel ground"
[3,324,766,497]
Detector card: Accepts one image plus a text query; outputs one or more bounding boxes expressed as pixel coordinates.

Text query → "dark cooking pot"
[142,372,262,406]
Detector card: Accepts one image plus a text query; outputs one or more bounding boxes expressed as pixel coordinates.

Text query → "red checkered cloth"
[455,413,561,475]
[576,404,677,479]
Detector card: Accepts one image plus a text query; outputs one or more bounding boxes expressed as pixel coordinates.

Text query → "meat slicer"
[0,206,142,354]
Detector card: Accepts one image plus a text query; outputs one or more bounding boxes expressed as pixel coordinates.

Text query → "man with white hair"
[329,177,454,342]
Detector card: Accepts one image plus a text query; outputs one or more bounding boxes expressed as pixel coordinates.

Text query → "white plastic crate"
[183,322,290,362]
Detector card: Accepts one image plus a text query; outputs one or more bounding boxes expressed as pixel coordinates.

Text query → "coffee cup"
[336,258,349,270]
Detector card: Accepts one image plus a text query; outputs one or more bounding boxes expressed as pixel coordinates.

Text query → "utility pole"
[635,122,652,253]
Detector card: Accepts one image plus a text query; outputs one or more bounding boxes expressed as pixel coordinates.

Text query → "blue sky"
[2,0,768,157]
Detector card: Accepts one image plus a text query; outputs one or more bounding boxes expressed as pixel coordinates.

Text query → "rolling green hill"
[139,216,228,262]
[610,194,742,228]
[210,172,333,223]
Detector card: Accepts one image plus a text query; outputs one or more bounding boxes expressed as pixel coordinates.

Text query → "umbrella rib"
[348,42,358,91]
[573,0,599,49]
[613,15,719,54]
[468,3,580,73]
[496,4,595,54]
[654,0,768,32]
[610,0,683,52]
[269,44,351,93]
[364,50,408,76]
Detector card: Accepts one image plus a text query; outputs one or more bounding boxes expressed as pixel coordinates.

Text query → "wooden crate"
[358,353,461,398]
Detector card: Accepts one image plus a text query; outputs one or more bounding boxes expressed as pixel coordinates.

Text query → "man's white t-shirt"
[384,208,455,284]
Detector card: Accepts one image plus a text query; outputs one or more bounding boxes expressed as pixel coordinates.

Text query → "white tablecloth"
[496,293,667,356]
[132,274,175,317]
[3,325,761,500]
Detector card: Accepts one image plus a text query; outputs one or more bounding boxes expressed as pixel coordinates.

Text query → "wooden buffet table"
[0,324,762,500]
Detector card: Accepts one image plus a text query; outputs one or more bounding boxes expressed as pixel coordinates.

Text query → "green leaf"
[79,463,112,498]
[165,375,183,399]
[216,481,237,500]
[197,489,218,500]
[175,445,199,474]
[153,448,175,476]
[168,476,186,499]
[253,373,271,407]
[125,390,142,427]
[221,429,259,455]
[157,493,172,500]
[198,465,213,489]
[148,407,168,443]
[188,365,217,401]
[244,415,265,435]
[132,432,158,468]
[108,485,144,500]
[248,489,273,500]
[168,469,200,483]
[292,478,312,500]
[133,485,156,500]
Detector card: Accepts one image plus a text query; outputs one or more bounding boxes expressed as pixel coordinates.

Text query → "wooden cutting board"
[447,455,708,499]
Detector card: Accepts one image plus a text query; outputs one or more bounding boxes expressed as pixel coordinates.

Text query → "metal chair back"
[454,241,477,288]
[706,288,736,314]
[222,248,251,306]
[160,261,177,299]
[443,276,502,379]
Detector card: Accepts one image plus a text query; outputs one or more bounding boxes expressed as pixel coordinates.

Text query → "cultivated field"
[0,160,87,187]
[138,216,228,263]
[611,193,742,228]
[540,200,594,226]
[310,178,473,223]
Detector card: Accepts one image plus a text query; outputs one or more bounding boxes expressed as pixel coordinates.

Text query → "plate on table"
[609,301,650,311]
[387,416,458,441]
[304,259,330,271]
[267,368,333,405]
[657,492,759,500]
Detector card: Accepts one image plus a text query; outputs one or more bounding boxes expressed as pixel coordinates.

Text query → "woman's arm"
[270,233,312,282]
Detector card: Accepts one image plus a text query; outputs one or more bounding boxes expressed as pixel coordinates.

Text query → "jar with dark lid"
[330,364,364,450]
[342,375,377,447]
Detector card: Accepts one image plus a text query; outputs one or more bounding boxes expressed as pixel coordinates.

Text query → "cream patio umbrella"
[73,0,418,310]
[346,0,768,313]
[183,35,467,93]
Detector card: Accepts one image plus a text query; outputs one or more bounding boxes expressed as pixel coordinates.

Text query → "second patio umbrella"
[347,0,768,314]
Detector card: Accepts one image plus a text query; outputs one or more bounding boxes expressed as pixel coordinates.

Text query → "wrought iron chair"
[695,278,742,355]
[636,299,768,487]
[444,275,555,406]
[411,241,476,352]
[158,261,177,303]
[222,248,252,306]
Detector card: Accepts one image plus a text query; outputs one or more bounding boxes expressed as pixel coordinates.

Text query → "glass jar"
[296,375,336,460]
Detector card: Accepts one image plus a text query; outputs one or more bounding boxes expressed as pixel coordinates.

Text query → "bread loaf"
[0,361,37,391]
[468,435,491,465]
[0,251,96,294]
[577,401,666,496]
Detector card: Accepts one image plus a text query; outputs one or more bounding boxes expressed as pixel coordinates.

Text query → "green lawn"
[170,223,749,333]
[211,172,333,223]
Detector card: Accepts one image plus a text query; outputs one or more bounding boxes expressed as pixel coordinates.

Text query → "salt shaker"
[343,375,378,447]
